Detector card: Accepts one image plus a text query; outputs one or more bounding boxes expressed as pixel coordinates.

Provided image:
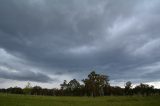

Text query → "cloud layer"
[0,0,160,88]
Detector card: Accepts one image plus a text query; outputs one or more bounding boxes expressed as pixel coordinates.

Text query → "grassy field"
[0,93,160,106]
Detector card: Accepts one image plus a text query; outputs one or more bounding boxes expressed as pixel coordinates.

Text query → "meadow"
[0,93,160,106]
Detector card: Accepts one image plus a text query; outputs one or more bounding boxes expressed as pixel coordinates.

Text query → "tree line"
[0,71,160,97]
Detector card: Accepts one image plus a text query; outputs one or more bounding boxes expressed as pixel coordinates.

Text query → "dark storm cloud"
[0,65,53,82]
[0,0,160,84]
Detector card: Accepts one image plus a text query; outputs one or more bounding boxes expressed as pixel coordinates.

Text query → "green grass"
[0,93,160,106]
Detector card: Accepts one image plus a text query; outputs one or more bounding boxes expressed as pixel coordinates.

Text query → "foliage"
[23,82,32,95]
[125,81,132,95]
[0,71,160,97]
[82,71,109,97]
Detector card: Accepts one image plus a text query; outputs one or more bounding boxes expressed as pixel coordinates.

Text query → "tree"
[134,83,154,96]
[7,87,23,94]
[60,80,69,96]
[125,81,132,95]
[31,86,42,95]
[109,86,124,96]
[68,79,81,96]
[23,82,32,95]
[60,80,68,90]
[68,79,80,91]
[82,71,109,97]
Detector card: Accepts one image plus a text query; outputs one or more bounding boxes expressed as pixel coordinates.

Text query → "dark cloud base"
[0,0,160,86]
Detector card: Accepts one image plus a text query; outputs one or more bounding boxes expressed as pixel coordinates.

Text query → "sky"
[0,0,160,88]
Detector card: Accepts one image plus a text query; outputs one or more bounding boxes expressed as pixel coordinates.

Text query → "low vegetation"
[0,93,160,106]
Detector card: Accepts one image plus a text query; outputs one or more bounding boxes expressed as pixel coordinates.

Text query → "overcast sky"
[0,0,160,88]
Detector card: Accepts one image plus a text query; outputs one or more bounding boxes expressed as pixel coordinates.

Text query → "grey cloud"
[142,71,160,81]
[0,65,54,83]
[0,0,160,85]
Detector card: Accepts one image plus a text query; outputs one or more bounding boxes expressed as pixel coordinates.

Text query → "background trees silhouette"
[0,71,160,97]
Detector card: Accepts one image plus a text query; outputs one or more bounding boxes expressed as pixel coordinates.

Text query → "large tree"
[134,83,154,96]
[68,79,80,91]
[60,80,68,90]
[23,82,32,95]
[125,81,132,95]
[82,71,109,97]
